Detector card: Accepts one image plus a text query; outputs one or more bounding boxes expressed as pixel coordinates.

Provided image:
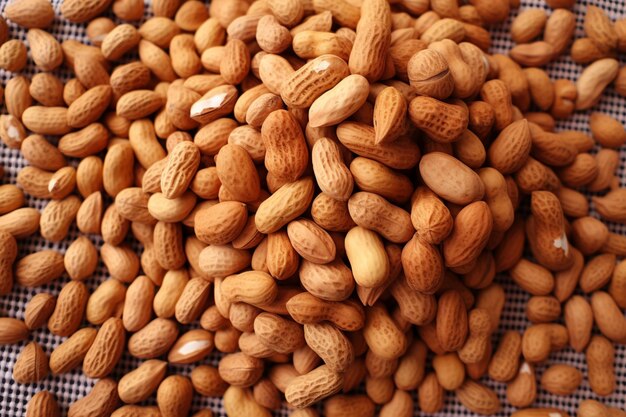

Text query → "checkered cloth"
[0,0,624,415]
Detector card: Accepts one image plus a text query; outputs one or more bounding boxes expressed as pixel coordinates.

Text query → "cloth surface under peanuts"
[0,0,625,415]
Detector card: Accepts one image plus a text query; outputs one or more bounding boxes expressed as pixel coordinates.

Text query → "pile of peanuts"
[0,0,625,416]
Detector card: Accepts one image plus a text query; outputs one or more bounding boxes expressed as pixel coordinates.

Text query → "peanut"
[0,2,624,416]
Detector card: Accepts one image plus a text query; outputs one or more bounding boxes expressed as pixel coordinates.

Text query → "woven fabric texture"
[0,0,624,416]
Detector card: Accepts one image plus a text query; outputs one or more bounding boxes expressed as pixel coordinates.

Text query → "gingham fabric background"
[0,0,624,416]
